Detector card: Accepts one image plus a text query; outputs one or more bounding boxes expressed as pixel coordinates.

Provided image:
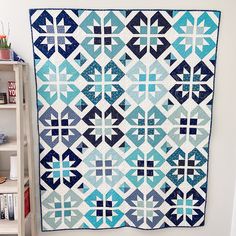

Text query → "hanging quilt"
[30,9,221,231]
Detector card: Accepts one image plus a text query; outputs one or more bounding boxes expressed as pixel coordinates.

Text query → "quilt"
[30,9,221,231]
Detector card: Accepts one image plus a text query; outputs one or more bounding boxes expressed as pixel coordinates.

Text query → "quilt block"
[30,9,220,231]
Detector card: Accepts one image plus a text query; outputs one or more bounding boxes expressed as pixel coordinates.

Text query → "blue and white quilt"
[30,9,220,231]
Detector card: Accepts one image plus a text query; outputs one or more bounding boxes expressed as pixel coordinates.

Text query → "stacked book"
[0,193,18,221]
[0,187,30,221]
[0,133,7,144]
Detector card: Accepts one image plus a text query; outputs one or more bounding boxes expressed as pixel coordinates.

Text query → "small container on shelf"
[9,155,18,180]
[0,133,7,145]
[0,49,12,61]
[0,93,7,104]
[0,33,12,61]
[8,81,16,104]
[0,176,6,184]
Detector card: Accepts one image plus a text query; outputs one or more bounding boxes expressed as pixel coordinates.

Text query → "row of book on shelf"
[0,186,30,221]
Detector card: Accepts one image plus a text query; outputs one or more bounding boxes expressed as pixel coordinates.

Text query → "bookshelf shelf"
[0,62,27,65]
[0,219,18,234]
[0,62,27,72]
[0,62,35,236]
[0,104,25,109]
[0,177,29,194]
[0,104,16,109]
[0,213,31,235]
[0,139,27,151]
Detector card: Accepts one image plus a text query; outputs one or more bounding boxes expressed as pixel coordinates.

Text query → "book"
[0,194,5,219]
[13,194,18,220]
[8,81,16,104]
[3,194,9,220]
[8,194,14,221]
[0,187,30,221]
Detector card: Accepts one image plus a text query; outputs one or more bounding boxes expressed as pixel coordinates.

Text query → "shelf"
[0,103,25,109]
[0,212,31,235]
[0,62,27,72]
[0,219,18,234]
[0,139,27,151]
[0,104,16,109]
[0,176,29,194]
[0,61,26,65]
[0,140,18,151]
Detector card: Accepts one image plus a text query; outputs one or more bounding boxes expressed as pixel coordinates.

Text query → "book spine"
[3,194,9,220]
[8,194,14,221]
[0,194,5,219]
[13,194,18,220]
[0,189,30,221]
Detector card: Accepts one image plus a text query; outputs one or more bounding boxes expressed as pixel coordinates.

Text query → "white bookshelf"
[0,62,35,236]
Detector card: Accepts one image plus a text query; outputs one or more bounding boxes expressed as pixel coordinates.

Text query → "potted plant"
[0,22,11,60]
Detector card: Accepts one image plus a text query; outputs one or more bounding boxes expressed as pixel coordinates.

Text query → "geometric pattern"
[30,9,221,231]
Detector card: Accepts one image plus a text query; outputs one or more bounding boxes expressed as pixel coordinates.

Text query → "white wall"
[0,1,236,236]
